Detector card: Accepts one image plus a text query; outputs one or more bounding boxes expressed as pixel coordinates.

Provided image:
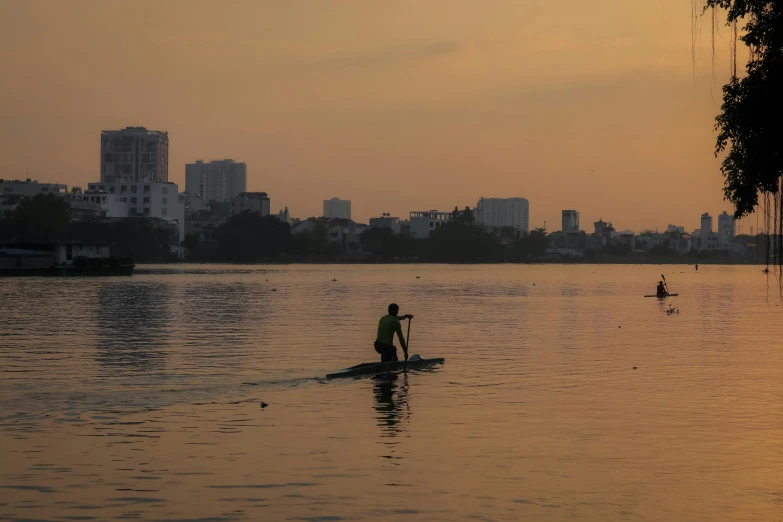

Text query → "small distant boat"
[326,355,445,379]
[644,294,679,298]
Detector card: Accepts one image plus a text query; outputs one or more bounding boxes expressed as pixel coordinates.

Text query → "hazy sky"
[0,0,751,232]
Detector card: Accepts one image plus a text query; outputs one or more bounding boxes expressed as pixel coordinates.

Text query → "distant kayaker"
[695,264,699,271]
[656,281,668,297]
[375,304,413,362]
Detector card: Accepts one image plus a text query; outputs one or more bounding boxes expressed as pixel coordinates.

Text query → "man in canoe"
[656,280,668,297]
[375,303,413,362]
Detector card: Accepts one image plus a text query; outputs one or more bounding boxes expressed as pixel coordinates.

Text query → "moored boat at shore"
[0,242,134,276]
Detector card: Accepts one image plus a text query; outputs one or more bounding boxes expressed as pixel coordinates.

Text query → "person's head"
[388,303,399,316]
[658,281,663,284]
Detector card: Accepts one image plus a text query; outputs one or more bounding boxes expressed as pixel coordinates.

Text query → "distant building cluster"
[0,124,756,262]
[546,209,742,259]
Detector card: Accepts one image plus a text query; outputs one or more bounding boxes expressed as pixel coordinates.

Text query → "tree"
[70,186,83,194]
[12,194,71,242]
[514,228,549,258]
[701,1,783,266]
[361,227,420,260]
[215,212,291,262]
[425,220,501,262]
[450,205,475,225]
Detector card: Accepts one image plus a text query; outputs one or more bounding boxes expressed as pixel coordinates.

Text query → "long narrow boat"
[326,357,445,379]
[644,294,679,298]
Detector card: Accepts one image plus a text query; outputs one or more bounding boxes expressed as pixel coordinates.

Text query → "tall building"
[101,127,169,184]
[700,213,713,235]
[185,159,247,204]
[562,210,579,232]
[476,197,529,231]
[718,211,736,245]
[410,210,450,239]
[323,197,351,220]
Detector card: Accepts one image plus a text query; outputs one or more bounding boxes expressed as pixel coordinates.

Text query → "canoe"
[644,294,679,297]
[326,357,445,379]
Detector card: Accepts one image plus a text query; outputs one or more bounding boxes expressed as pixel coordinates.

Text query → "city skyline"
[0,1,751,232]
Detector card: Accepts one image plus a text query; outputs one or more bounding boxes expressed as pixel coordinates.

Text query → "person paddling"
[656,280,668,297]
[375,303,413,362]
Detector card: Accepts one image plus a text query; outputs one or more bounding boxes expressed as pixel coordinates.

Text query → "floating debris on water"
[260,402,268,408]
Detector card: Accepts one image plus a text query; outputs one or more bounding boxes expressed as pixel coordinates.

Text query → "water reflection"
[95,282,171,371]
[373,373,409,437]
[180,282,256,331]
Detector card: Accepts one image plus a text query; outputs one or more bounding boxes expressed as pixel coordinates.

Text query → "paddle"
[661,274,671,296]
[404,317,412,372]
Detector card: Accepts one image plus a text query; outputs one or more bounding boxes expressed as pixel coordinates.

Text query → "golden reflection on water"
[0,264,782,521]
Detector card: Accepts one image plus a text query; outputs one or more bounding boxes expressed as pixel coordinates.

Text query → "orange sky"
[0,0,753,233]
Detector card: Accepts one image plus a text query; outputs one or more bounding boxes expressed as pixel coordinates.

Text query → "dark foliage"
[704,1,783,266]
[8,194,71,242]
[0,194,178,263]
[214,212,291,262]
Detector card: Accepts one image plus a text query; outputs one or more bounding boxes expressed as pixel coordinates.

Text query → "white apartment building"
[476,197,529,231]
[323,197,351,220]
[410,210,450,239]
[185,159,247,203]
[562,210,579,232]
[84,178,185,243]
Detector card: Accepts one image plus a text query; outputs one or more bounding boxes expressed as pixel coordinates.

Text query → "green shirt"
[376,314,405,346]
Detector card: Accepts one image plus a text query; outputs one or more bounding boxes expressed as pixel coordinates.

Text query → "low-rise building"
[617,232,636,251]
[667,224,685,234]
[65,198,108,222]
[185,212,226,243]
[231,192,270,217]
[409,210,450,239]
[183,192,206,216]
[1,178,67,197]
[369,214,402,234]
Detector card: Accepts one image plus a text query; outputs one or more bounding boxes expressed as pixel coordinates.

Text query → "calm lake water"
[1,264,782,521]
